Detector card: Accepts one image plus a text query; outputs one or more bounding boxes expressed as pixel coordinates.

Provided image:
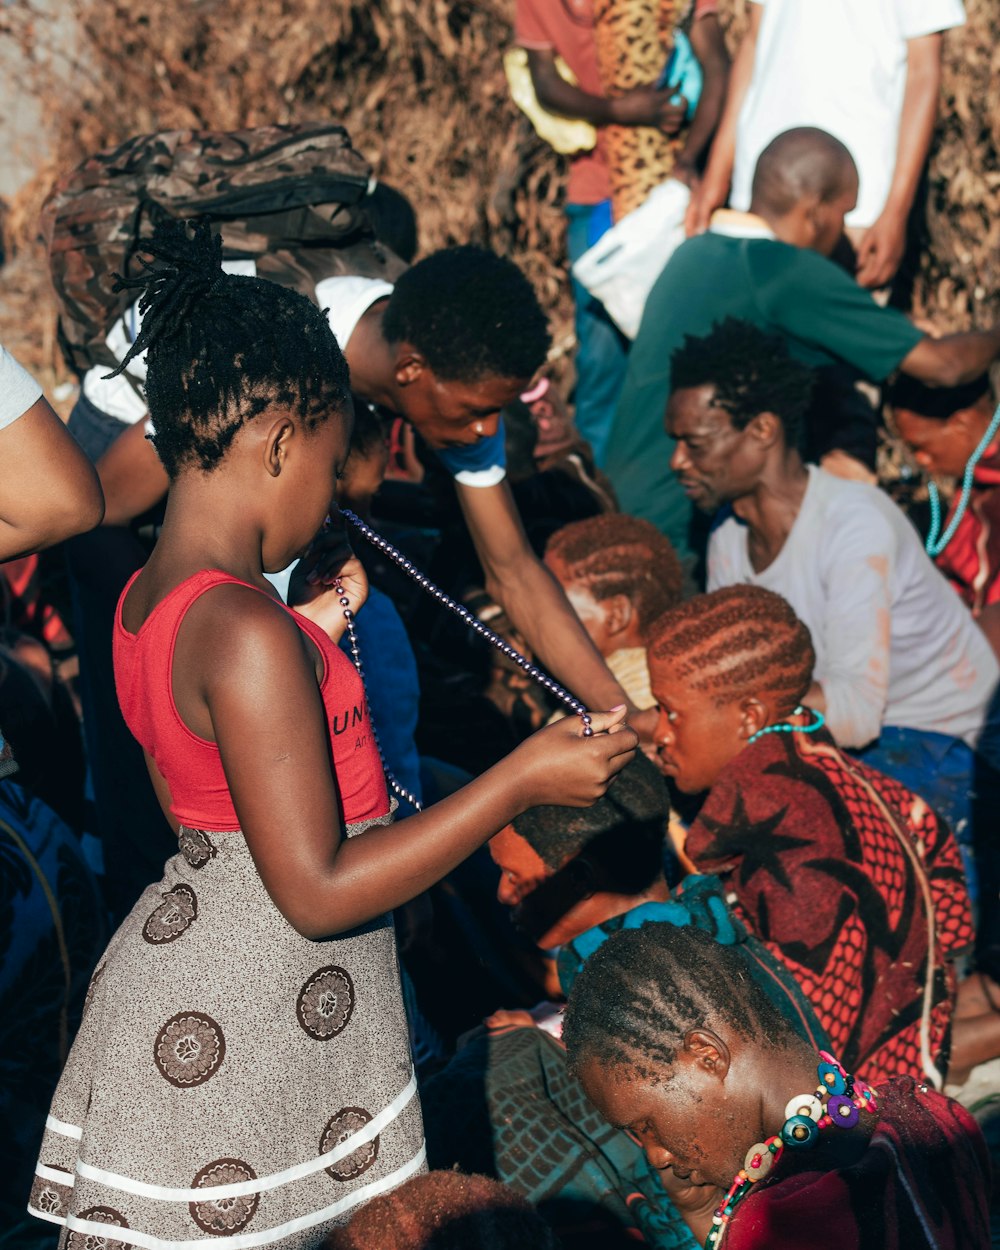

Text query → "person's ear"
[749,411,783,449]
[263,417,295,478]
[394,345,427,389]
[684,1028,730,1079]
[950,406,984,450]
[604,594,634,640]
[802,192,825,243]
[739,696,769,740]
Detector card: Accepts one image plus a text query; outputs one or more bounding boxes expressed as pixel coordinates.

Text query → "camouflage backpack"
[41,122,407,377]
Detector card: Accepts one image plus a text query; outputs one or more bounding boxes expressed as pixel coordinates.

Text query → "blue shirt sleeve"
[433,419,507,487]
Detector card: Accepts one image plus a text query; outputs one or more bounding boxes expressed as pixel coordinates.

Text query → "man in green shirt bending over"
[604,126,1000,559]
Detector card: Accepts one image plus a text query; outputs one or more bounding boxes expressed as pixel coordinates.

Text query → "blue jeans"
[850,725,1000,945]
[850,730,975,885]
[566,201,630,467]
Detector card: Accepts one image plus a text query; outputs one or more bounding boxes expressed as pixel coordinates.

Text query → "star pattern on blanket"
[695,790,809,894]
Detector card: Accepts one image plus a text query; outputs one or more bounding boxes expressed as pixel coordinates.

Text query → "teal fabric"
[603,233,924,557]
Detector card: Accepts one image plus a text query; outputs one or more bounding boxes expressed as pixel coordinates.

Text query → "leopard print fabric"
[593,0,695,220]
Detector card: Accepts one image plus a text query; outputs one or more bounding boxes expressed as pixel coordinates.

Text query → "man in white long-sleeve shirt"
[661,318,999,930]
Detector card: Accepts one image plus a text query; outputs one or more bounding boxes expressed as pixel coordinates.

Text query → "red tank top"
[114,569,389,830]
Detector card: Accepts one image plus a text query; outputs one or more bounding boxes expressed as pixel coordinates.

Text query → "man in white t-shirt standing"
[660,319,999,951]
[687,0,965,289]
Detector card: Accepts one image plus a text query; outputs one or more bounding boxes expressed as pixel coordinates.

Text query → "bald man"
[602,126,1000,558]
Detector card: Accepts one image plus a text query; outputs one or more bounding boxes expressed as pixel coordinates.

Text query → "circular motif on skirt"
[296,965,356,1040]
[66,1205,130,1248]
[30,1182,65,1216]
[143,884,199,945]
[321,1106,380,1181]
[189,1158,259,1234]
[154,1011,226,1087]
[179,828,217,869]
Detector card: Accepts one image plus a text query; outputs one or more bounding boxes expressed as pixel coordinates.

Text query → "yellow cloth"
[607,646,654,710]
[503,47,597,155]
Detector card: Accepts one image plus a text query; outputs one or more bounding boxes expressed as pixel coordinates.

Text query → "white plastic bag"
[571,178,690,339]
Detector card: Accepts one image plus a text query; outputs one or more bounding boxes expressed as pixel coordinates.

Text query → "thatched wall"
[0,0,997,393]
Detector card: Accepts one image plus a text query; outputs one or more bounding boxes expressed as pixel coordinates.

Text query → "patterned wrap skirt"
[28,812,427,1248]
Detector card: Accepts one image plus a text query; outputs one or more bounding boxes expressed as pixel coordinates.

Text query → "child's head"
[888,372,995,479]
[381,245,551,450]
[112,217,353,568]
[563,921,796,1191]
[490,753,670,947]
[115,216,351,479]
[339,402,389,518]
[646,586,814,793]
[323,1171,559,1250]
[544,515,683,657]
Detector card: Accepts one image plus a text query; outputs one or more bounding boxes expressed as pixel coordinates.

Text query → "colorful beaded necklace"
[331,508,595,812]
[925,401,1000,558]
[746,705,825,746]
[704,1052,877,1250]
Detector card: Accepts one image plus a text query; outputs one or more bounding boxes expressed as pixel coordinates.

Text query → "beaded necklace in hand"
[705,1052,878,1250]
[925,400,1000,558]
[332,508,595,813]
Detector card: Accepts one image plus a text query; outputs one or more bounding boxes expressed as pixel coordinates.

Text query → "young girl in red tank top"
[29,219,635,1248]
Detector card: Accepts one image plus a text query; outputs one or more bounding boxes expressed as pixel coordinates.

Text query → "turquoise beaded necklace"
[746,705,825,746]
[925,401,1000,558]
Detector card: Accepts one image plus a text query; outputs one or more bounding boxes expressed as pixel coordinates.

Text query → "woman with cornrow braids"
[645,585,1000,1094]
[562,923,991,1250]
[27,218,636,1247]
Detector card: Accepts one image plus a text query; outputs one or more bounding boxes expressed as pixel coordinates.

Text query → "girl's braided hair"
[108,216,351,477]
[647,585,814,714]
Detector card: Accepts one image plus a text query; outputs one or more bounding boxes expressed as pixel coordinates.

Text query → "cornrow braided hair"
[108,216,351,477]
[546,514,684,635]
[563,922,788,1083]
[670,317,815,445]
[512,753,669,893]
[647,585,814,714]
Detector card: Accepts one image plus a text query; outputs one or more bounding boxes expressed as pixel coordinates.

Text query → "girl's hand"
[516,706,637,809]
[290,548,368,644]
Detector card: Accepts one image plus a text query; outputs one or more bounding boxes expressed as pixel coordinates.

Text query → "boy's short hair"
[382,246,551,384]
[886,373,991,421]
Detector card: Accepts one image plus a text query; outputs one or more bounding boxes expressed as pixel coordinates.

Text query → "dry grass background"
[0,0,997,398]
